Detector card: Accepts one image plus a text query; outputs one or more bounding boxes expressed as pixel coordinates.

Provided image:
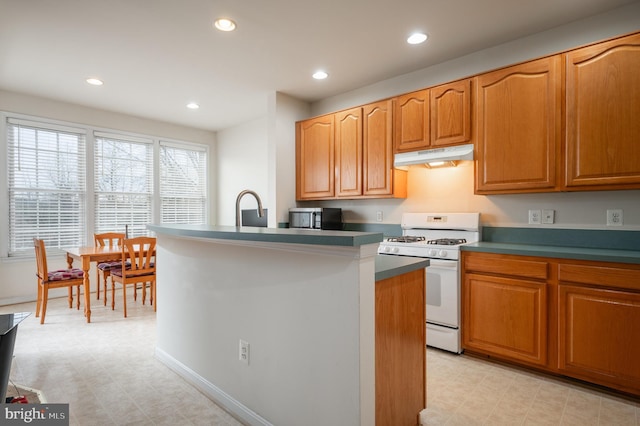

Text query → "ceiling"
[0,0,636,132]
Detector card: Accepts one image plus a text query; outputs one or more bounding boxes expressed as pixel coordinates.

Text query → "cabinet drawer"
[558,264,640,291]
[464,253,549,280]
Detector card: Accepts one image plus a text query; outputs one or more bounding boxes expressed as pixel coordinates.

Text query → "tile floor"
[2,294,242,425]
[421,348,640,425]
[2,294,639,426]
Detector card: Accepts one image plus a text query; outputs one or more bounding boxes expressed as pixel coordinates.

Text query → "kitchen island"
[147,224,428,426]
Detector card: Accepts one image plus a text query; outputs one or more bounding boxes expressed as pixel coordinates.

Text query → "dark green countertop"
[462,242,640,264]
[375,255,430,281]
[148,224,384,247]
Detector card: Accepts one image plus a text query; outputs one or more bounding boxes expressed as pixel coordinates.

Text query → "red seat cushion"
[97,261,130,271]
[47,269,84,281]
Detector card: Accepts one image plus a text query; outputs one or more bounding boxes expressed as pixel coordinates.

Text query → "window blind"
[7,119,86,256]
[159,142,207,224]
[94,133,153,237]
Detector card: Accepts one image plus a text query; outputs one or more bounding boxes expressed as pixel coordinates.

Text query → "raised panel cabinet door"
[335,107,363,197]
[430,79,472,146]
[463,273,548,366]
[475,56,562,194]
[558,284,640,395]
[565,32,640,189]
[394,90,430,153]
[295,115,335,199]
[363,100,394,196]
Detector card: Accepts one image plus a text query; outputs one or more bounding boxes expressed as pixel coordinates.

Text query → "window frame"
[1,112,210,259]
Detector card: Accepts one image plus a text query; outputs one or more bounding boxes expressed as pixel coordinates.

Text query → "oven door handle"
[427,259,459,269]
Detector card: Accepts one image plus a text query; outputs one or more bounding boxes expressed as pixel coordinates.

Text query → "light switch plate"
[542,209,555,224]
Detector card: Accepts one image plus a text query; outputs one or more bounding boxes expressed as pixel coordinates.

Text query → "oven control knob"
[392,247,400,254]
[438,250,448,257]
[383,246,391,253]
[427,249,437,257]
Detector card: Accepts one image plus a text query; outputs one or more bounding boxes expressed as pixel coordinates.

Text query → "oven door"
[425,258,459,328]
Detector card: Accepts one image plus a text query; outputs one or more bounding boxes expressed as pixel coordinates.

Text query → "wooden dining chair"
[110,237,156,317]
[94,232,125,305]
[33,238,85,324]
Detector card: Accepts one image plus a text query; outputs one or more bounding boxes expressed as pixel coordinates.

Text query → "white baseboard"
[154,347,273,426]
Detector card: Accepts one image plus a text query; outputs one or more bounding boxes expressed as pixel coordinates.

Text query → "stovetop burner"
[386,236,426,243]
[426,238,467,246]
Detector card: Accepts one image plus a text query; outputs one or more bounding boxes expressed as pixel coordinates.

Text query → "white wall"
[268,92,311,224]
[325,163,640,230]
[302,2,640,231]
[154,234,376,426]
[217,92,310,227]
[216,117,269,226]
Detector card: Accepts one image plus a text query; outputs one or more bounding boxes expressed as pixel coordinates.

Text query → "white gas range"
[377,212,480,353]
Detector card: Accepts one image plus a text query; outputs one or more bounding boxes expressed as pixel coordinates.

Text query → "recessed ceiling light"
[312,71,328,80]
[214,18,236,32]
[186,102,200,110]
[407,32,428,45]
[86,78,104,86]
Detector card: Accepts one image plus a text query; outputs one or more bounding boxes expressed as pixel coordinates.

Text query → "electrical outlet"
[376,211,383,222]
[606,209,623,226]
[542,209,555,224]
[528,210,541,225]
[239,340,250,364]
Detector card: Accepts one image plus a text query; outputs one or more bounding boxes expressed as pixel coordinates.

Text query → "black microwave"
[289,208,342,230]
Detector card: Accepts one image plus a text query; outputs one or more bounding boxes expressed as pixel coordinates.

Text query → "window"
[3,114,209,258]
[160,142,207,224]
[7,118,86,256]
[94,132,154,238]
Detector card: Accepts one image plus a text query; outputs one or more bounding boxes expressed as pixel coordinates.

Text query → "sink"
[241,209,268,227]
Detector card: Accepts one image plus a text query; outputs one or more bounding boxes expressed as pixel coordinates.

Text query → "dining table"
[66,243,156,322]
[66,246,124,323]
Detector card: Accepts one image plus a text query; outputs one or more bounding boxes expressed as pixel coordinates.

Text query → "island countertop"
[375,255,430,281]
[147,223,383,247]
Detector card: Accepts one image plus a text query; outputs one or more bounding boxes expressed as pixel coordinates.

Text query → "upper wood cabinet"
[335,107,363,197]
[430,79,472,146]
[394,80,472,153]
[296,101,406,201]
[394,89,430,153]
[296,114,335,200]
[363,100,396,197]
[564,32,640,190]
[475,56,562,194]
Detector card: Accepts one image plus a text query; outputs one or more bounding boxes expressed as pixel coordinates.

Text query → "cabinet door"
[558,284,640,395]
[295,115,335,199]
[394,90,430,153]
[565,32,640,189]
[475,56,562,194]
[430,79,472,146]
[363,100,394,196]
[335,108,363,197]
[463,273,548,366]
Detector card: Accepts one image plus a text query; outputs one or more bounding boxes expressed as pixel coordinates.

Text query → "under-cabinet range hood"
[394,143,474,168]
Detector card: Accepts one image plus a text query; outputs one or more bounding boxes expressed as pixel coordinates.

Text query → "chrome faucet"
[235,190,265,227]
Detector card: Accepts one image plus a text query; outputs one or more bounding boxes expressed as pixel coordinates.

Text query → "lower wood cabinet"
[462,251,640,397]
[463,273,548,367]
[558,264,640,396]
[376,269,425,426]
[462,253,550,367]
